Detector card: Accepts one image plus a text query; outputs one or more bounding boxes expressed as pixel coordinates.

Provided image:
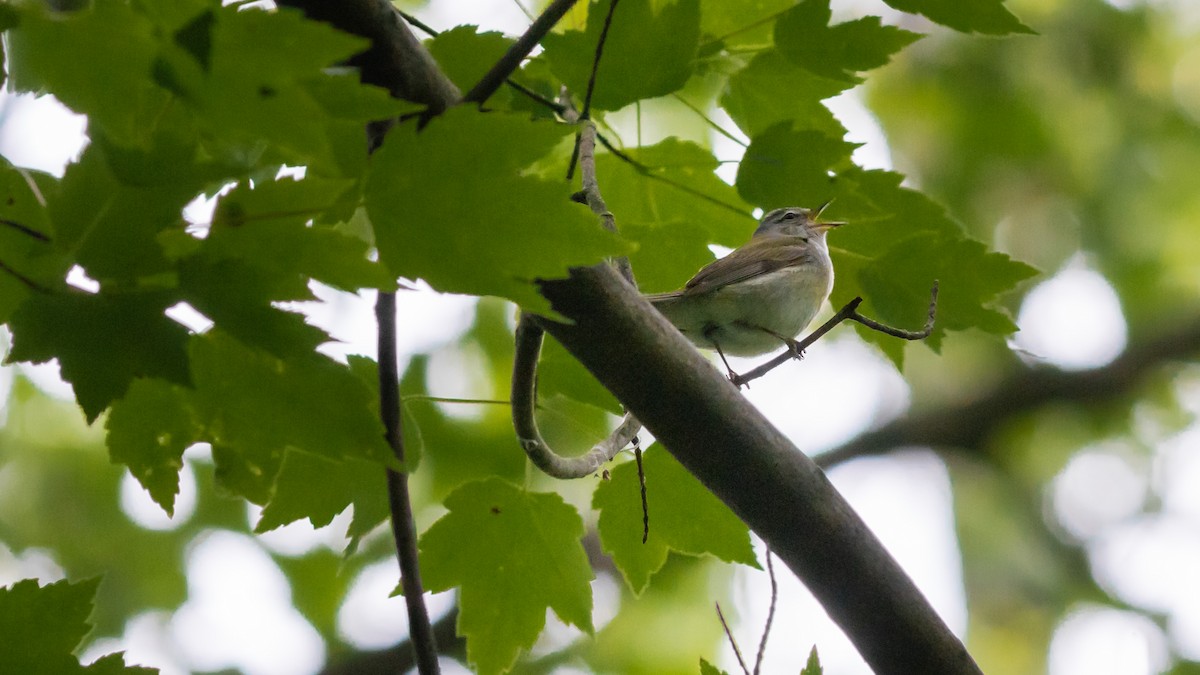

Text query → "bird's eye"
[781,211,798,220]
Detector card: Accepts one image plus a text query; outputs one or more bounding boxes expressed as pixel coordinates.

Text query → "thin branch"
[396,8,438,37]
[717,603,752,675]
[671,94,747,148]
[463,0,582,105]
[511,315,642,478]
[753,551,778,675]
[634,438,648,543]
[376,292,440,675]
[581,0,621,119]
[731,282,938,388]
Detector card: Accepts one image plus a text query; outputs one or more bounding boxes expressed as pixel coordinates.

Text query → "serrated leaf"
[84,652,158,675]
[206,177,395,292]
[255,449,388,538]
[365,108,631,315]
[0,161,65,323]
[211,442,282,506]
[189,331,396,472]
[51,142,202,284]
[699,658,730,675]
[542,0,699,111]
[105,378,201,515]
[801,646,823,675]
[426,25,515,107]
[775,0,923,83]
[594,137,756,252]
[177,256,329,358]
[736,123,859,209]
[882,0,1033,35]
[5,1,163,143]
[0,579,158,674]
[0,577,99,674]
[5,290,191,422]
[594,446,757,594]
[155,3,378,174]
[700,0,794,46]
[819,168,1038,365]
[420,478,594,675]
[721,49,849,139]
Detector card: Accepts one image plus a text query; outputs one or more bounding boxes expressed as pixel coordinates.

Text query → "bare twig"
[731,281,938,388]
[396,8,438,37]
[463,0,582,105]
[753,551,778,675]
[511,117,644,479]
[581,0,621,118]
[717,603,752,675]
[511,316,642,477]
[376,292,440,675]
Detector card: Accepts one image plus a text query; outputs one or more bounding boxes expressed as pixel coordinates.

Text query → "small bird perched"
[646,204,843,378]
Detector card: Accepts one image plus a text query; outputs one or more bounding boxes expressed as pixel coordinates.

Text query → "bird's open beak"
[813,199,845,230]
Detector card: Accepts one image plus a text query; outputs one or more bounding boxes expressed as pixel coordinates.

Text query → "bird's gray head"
[754,203,845,240]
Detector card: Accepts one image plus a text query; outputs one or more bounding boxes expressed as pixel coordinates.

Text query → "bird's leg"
[703,325,746,387]
[735,322,805,361]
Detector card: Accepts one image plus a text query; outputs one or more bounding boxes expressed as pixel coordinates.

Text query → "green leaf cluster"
[0,0,1044,672]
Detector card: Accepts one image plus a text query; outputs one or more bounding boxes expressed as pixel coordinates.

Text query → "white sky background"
[2,1,1198,674]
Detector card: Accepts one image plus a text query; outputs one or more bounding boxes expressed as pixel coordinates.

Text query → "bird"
[645,204,843,380]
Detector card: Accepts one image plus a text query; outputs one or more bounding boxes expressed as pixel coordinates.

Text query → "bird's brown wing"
[681,235,812,296]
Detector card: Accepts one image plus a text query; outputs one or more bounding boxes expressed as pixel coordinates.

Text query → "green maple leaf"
[0,161,65,323]
[882,0,1033,35]
[5,290,191,422]
[365,108,631,315]
[736,123,860,209]
[426,25,516,107]
[594,446,757,594]
[420,478,594,675]
[255,449,389,541]
[5,1,162,143]
[105,378,201,515]
[189,331,396,473]
[822,169,1038,365]
[721,49,849,139]
[204,177,394,293]
[541,0,700,111]
[775,0,923,83]
[801,646,824,674]
[0,578,155,674]
[51,142,202,285]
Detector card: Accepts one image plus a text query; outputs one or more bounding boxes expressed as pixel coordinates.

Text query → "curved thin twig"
[509,35,645,479]
[731,281,939,388]
[512,315,641,478]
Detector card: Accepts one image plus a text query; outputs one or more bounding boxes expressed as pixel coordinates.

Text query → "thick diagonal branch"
[535,264,982,675]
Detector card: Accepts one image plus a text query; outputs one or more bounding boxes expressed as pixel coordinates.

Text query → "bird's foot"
[785,339,806,361]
